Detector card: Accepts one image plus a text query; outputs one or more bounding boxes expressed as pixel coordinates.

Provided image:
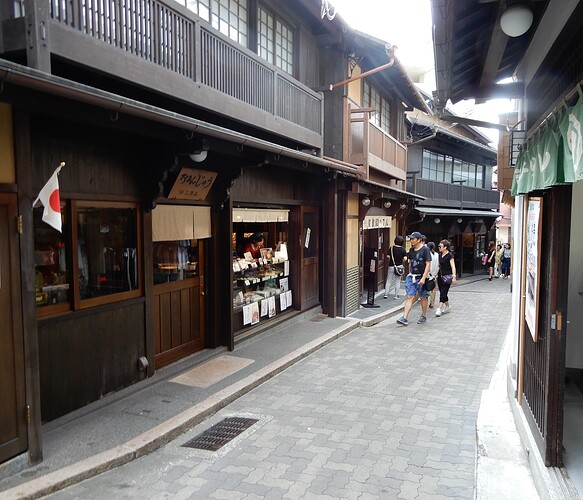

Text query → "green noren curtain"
[512,85,583,196]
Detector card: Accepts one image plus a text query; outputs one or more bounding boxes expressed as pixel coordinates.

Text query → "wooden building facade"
[0,0,427,471]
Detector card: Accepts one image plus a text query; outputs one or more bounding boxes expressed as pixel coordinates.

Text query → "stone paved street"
[48,278,511,499]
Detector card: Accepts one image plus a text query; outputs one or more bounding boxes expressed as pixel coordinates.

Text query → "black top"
[438,252,454,275]
[408,245,432,275]
[389,245,406,266]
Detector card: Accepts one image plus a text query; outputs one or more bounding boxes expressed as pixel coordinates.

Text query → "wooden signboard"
[168,168,217,201]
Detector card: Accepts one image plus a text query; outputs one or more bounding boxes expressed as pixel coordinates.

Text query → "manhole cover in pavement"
[182,417,258,451]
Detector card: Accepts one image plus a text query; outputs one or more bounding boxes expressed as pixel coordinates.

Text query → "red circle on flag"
[49,189,61,212]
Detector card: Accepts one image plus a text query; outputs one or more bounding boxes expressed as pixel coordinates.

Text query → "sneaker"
[383,295,388,299]
[435,308,442,317]
[442,306,451,314]
[396,316,408,326]
[417,315,427,324]
[394,295,400,299]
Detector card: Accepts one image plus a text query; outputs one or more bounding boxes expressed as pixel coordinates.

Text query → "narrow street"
[48,278,512,499]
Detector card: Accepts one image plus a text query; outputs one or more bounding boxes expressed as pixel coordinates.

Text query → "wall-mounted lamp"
[500,4,533,37]
[189,150,208,162]
[434,217,441,224]
[383,201,392,209]
[456,218,463,224]
[361,197,371,206]
[399,203,407,210]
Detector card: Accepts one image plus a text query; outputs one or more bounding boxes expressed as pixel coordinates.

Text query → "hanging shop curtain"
[152,205,211,241]
[512,84,583,195]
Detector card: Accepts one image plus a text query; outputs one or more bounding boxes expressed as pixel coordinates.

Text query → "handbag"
[441,274,453,285]
[422,274,436,291]
[391,246,405,276]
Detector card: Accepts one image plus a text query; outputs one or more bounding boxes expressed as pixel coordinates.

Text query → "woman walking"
[501,242,511,279]
[486,240,496,281]
[384,235,407,299]
[435,239,457,316]
[426,241,440,308]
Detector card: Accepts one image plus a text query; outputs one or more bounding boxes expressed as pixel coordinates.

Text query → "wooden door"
[154,243,205,368]
[0,194,27,463]
[300,206,319,310]
[520,187,571,466]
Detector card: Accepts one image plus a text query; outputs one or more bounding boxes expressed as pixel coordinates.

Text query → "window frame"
[35,200,142,317]
[363,80,391,135]
[421,149,488,188]
[257,3,295,76]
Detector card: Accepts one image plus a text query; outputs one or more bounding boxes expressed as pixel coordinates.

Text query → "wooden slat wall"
[47,0,322,134]
[38,301,146,421]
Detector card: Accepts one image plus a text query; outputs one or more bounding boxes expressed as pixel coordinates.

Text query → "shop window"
[34,200,141,316]
[153,240,200,284]
[232,212,291,328]
[76,202,140,305]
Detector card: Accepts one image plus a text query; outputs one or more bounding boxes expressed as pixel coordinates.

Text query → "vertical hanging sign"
[525,197,542,341]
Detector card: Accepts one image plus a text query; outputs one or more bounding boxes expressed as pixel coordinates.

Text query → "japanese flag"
[33,164,63,232]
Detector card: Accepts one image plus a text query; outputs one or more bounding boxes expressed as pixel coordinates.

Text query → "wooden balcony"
[345,103,407,188]
[410,177,500,210]
[4,0,323,148]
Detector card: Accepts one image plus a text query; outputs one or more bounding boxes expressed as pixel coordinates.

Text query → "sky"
[329,0,513,145]
[329,0,434,76]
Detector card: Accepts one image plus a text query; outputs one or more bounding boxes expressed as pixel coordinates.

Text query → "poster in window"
[280,291,287,310]
[250,301,260,325]
[242,303,253,325]
[268,296,276,318]
[525,197,542,342]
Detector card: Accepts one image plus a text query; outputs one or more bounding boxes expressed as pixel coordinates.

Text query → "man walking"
[397,231,432,326]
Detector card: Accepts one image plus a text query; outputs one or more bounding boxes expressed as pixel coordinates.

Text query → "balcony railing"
[44,0,322,135]
[346,104,407,182]
[411,177,500,209]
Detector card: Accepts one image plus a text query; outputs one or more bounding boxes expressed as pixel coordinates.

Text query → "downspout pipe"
[329,43,396,90]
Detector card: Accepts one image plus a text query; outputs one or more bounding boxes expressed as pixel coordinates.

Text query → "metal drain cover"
[183,417,258,451]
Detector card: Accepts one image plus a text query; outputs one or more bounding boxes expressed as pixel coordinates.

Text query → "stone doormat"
[169,354,254,388]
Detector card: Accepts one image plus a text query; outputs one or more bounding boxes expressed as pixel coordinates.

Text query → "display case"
[232,255,292,328]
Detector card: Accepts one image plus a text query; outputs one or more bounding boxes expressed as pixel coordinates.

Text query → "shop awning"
[512,83,583,195]
[417,207,502,218]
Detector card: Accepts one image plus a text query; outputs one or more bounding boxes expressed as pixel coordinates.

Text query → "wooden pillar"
[24,0,51,73]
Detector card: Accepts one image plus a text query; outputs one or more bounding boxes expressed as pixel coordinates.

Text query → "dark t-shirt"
[408,245,432,275]
[438,252,454,275]
[389,245,406,266]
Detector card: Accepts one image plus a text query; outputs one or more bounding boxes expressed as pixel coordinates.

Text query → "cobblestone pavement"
[49,278,511,499]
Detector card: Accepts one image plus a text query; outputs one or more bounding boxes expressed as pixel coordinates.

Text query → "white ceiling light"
[500,4,533,37]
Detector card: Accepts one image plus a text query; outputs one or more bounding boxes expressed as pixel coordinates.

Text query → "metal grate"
[182,417,258,451]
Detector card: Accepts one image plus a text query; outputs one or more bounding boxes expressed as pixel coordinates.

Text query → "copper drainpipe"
[329,43,396,90]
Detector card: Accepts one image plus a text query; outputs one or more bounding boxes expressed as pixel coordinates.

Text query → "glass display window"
[232,218,290,328]
[33,200,142,316]
[153,240,200,284]
[75,202,140,303]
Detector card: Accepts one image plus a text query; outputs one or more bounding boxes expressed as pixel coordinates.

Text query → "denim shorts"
[405,275,428,298]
